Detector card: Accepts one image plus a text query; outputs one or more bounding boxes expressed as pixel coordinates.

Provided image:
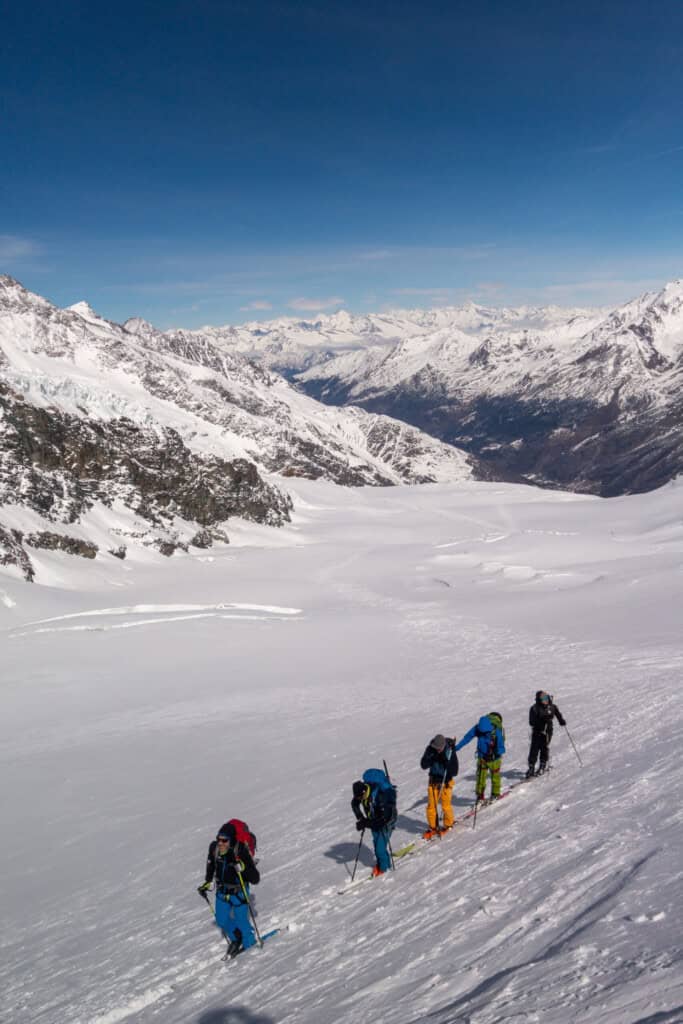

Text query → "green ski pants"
[476,757,502,799]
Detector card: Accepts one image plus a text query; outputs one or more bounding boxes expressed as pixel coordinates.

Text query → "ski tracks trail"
[5,601,302,638]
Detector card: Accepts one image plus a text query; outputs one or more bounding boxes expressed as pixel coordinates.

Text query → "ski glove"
[197,881,212,895]
[234,860,246,874]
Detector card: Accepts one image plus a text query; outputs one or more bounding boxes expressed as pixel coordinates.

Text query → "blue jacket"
[455,715,505,761]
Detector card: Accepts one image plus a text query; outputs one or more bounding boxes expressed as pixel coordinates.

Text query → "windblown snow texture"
[2,477,682,1023]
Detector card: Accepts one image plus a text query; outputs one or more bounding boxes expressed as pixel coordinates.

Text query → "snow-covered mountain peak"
[124,316,183,342]
[0,273,52,311]
[67,300,100,321]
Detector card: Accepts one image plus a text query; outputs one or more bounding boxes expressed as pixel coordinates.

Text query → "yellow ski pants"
[427,779,454,829]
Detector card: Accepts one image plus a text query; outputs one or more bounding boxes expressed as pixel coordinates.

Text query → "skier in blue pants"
[351,768,397,876]
[197,822,260,957]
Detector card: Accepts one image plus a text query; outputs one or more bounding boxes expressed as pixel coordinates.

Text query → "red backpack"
[227,818,257,856]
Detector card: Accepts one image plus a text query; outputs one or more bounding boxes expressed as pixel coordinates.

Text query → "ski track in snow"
[4,602,302,638]
[2,480,682,1024]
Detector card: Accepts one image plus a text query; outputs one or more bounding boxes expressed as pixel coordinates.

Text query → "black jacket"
[529,700,565,736]
[204,841,260,892]
[420,739,458,784]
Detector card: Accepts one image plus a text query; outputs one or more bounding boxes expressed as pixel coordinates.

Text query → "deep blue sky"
[2,0,683,326]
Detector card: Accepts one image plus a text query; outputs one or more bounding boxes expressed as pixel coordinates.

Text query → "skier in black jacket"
[420,734,458,839]
[527,691,566,777]
[197,822,260,956]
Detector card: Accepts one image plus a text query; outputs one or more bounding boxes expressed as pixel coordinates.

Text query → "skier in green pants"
[455,713,506,801]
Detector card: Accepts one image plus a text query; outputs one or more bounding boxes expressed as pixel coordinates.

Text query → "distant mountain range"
[0,277,477,580]
[189,282,683,497]
[2,274,682,581]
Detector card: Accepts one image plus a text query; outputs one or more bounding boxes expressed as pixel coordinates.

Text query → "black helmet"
[216,822,236,843]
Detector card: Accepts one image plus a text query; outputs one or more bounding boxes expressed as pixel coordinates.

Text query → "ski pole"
[382,760,396,869]
[563,724,583,767]
[436,779,446,836]
[472,757,484,830]
[237,869,264,948]
[382,827,396,871]
[200,888,235,956]
[436,740,456,836]
[351,829,365,882]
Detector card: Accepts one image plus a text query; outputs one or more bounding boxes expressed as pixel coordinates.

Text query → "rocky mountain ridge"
[200,281,683,496]
[0,277,478,581]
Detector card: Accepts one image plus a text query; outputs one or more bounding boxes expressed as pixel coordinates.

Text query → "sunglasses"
[216,836,230,844]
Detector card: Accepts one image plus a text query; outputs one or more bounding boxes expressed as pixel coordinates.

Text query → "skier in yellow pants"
[420,734,459,838]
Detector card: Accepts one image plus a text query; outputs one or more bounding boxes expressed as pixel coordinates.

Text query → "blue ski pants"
[214,889,257,950]
[372,825,394,872]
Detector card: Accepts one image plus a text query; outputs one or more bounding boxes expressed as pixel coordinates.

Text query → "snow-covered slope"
[0,277,478,580]
[1,476,682,1023]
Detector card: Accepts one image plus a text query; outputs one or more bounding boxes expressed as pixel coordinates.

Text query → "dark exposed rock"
[0,526,35,581]
[25,531,98,558]
[0,378,292,576]
[0,382,292,528]
[190,529,213,548]
[108,545,127,560]
[154,538,187,557]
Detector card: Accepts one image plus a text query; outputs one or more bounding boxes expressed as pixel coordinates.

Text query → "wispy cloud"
[0,234,41,261]
[287,296,345,311]
[474,281,505,297]
[640,143,683,162]
[239,300,273,311]
[539,278,664,302]
[390,287,467,305]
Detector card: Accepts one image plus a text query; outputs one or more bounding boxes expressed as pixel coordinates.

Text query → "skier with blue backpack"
[455,713,506,802]
[351,768,397,876]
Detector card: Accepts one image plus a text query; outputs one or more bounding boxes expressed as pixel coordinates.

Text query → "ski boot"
[224,928,243,960]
